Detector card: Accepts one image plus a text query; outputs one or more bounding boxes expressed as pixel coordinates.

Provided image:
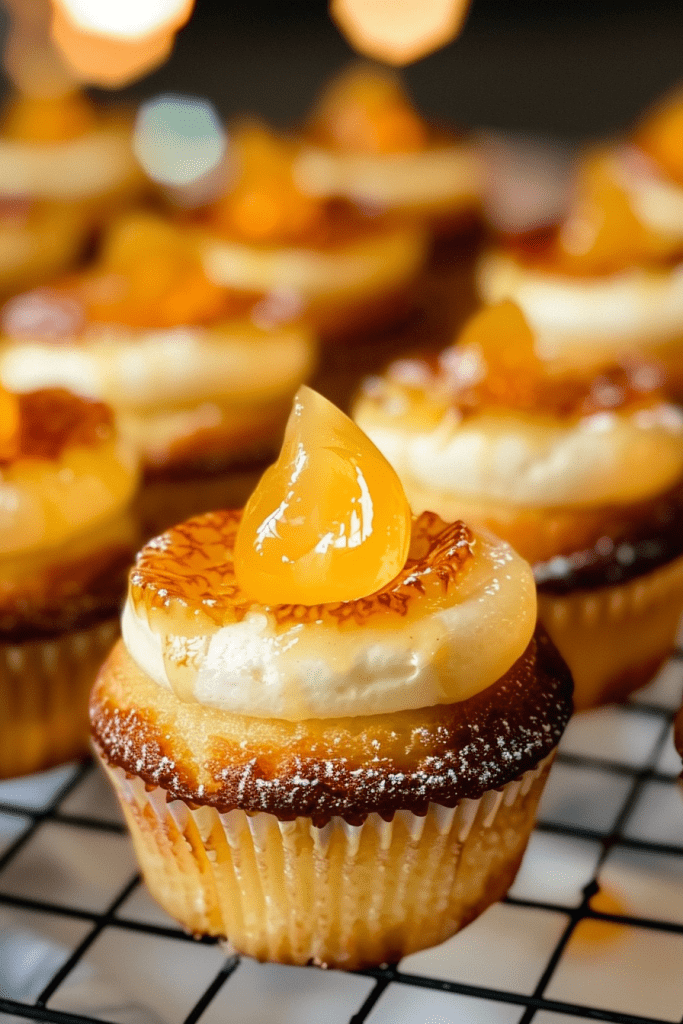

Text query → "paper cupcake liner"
[102,750,555,969]
[0,617,119,779]
[539,551,683,711]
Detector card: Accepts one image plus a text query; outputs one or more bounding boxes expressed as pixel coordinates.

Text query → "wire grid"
[0,657,682,1024]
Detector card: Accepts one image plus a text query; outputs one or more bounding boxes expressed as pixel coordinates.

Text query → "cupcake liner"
[0,617,119,779]
[539,551,683,711]
[101,750,555,969]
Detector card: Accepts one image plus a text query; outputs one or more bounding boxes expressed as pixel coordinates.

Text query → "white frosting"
[0,321,315,411]
[199,222,427,300]
[293,143,481,211]
[0,126,139,200]
[122,529,537,719]
[477,251,683,362]
[354,402,683,509]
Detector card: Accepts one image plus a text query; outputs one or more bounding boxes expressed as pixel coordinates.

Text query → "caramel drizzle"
[0,389,113,465]
[131,509,474,629]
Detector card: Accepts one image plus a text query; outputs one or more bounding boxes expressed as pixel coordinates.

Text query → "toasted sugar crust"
[3,388,113,464]
[130,509,473,633]
[90,627,572,825]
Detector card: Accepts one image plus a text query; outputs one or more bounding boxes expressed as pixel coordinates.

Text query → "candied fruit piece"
[212,123,322,243]
[101,212,187,271]
[552,152,674,274]
[311,66,429,154]
[234,386,412,605]
[80,213,229,328]
[455,300,542,408]
[3,92,96,143]
[0,388,20,462]
[635,89,683,187]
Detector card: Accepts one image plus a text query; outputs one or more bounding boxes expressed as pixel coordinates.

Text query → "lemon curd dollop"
[234,386,412,606]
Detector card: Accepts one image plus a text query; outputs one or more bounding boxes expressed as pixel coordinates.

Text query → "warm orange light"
[234,386,412,606]
[571,886,631,953]
[49,0,195,88]
[330,0,471,66]
[52,0,192,38]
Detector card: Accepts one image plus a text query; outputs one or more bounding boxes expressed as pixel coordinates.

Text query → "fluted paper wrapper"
[0,617,118,779]
[102,750,555,969]
[539,551,683,711]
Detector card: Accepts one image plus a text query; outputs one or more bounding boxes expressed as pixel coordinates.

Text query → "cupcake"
[91,386,572,969]
[477,92,683,393]
[354,301,683,710]
[0,385,139,779]
[193,120,429,342]
[294,64,482,235]
[0,91,144,294]
[0,211,316,533]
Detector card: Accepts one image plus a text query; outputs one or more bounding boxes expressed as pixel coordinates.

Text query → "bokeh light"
[330,0,471,66]
[134,94,228,203]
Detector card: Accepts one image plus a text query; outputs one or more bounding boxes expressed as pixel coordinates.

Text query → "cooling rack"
[1,655,683,1024]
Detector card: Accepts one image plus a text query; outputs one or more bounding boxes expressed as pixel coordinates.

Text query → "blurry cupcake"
[91,386,572,969]
[194,120,429,341]
[0,91,144,294]
[355,302,683,710]
[294,64,482,234]
[0,211,316,532]
[477,92,683,393]
[0,385,138,778]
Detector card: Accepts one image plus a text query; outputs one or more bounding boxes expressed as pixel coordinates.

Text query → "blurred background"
[0,0,677,141]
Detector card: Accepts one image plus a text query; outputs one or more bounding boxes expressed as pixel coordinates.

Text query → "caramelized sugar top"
[308,65,429,155]
[507,151,682,276]
[131,508,473,631]
[1,213,247,336]
[635,88,683,187]
[393,301,666,420]
[0,388,113,465]
[201,122,386,247]
[234,387,412,605]
[2,92,97,143]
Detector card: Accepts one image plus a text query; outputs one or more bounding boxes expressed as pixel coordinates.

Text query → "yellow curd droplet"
[0,388,20,462]
[234,386,412,606]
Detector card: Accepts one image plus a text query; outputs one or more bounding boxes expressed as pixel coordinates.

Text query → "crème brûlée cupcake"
[0,385,139,779]
[294,64,482,234]
[193,121,429,341]
[0,91,144,294]
[354,302,683,711]
[91,386,572,969]
[0,212,316,530]
[477,92,683,392]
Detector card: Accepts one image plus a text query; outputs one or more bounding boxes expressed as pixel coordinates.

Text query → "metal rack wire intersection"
[0,655,682,1024]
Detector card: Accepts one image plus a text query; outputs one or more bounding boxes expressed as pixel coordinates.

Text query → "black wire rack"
[1,654,683,1024]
